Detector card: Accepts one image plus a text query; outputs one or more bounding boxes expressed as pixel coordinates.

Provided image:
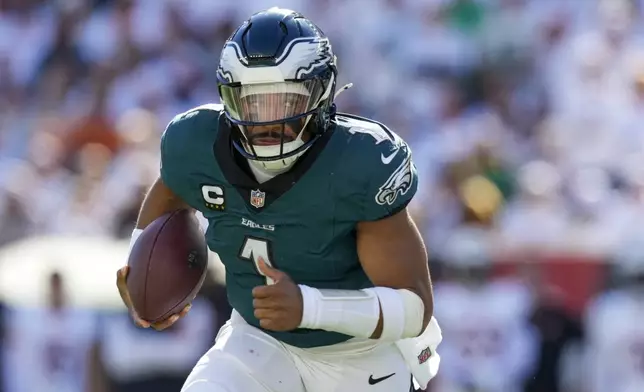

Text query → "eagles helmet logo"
[217,37,333,83]
[375,151,414,206]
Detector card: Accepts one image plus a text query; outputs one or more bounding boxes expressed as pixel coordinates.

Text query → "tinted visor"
[220,80,325,124]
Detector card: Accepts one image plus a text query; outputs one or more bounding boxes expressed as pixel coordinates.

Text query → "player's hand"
[116,266,191,331]
[252,258,303,332]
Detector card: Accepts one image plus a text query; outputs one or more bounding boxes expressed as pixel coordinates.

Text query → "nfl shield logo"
[417,347,432,364]
[250,189,265,208]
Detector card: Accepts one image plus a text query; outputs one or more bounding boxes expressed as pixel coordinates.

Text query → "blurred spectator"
[2,271,99,392]
[99,297,215,392]
[584,238,644,392]
[432,230,537,392]
[523,265,585,392]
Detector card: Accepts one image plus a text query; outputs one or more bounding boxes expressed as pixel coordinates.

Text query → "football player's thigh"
[182,355,269,392]
[182,321,305,392]
[299,343,412,392]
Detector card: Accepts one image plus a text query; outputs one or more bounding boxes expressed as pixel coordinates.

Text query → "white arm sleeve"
[298,285,425,341]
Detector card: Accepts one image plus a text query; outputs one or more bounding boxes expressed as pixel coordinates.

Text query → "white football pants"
[181,310,413,392]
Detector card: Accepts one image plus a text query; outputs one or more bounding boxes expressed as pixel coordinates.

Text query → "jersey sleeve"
[359,139,419,222]
[159,113,189,195]
[159,105,223,210]
[159,107,217,205]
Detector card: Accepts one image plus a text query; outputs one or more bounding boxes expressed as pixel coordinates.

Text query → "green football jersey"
[160,104,418,348]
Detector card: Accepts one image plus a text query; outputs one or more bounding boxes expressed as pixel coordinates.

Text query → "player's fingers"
[252,298,279,309]
[116,265,129,281]
[150,304,191,331]
[257,257,285,281]
[177,303,192,317]
[117,267,152,328]
[252,285,277,299]
[116,266,129,290]
[259,318,290,332]
[258,318,275,330]
[116,267,134,308]
[130,311,151,328]
[253,308,274,320]
[151,314,180,331]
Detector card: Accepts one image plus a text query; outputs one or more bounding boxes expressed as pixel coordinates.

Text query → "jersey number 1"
[239,237,276,285]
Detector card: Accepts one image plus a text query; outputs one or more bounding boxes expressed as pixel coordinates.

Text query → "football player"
[432,232,536,392]
[115,7,441,392]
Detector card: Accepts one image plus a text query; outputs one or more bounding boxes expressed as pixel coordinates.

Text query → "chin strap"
[334,83,353,99]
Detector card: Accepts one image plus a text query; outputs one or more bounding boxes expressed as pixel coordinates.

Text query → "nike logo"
[381,149,399,164]
[368,373,395,385]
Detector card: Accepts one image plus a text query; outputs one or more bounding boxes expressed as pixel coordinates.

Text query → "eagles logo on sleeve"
[375,151,414,206]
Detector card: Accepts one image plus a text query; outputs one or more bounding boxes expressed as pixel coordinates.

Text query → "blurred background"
[1,0,644,391]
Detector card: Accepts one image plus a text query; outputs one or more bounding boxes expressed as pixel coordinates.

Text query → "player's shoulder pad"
[334,113,418,220]
[161,103,223,156]
[164,103,223,136]
[160,103,224,185]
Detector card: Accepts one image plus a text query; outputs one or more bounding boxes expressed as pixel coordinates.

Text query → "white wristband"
[298,285,380,338]
[129,228,143,253]
[298,285,425,341]
[365,287,424,339]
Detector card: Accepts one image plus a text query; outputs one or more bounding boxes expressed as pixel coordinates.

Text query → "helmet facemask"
[220,74,335,172]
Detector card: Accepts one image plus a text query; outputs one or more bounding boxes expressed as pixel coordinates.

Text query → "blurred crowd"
[1,0,644,391]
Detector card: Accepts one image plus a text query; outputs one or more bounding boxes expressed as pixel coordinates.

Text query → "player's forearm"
[135,176,193,229]
[356,208,433,338]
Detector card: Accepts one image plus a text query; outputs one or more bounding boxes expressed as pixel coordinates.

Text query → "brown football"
[126,209,208,323]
